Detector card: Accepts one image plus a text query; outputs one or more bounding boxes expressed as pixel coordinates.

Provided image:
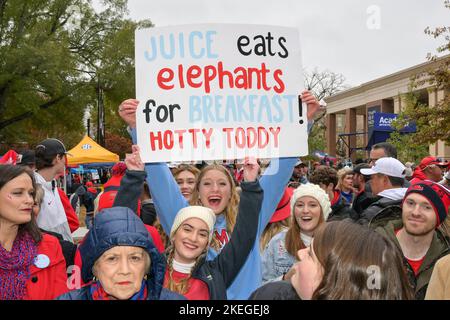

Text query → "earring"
[143,274,148,280]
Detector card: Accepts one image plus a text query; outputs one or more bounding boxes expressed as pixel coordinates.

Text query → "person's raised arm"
[258,90,321,233]
[113,145,147,213]
[118,99,188,233]
[212,157,263,287]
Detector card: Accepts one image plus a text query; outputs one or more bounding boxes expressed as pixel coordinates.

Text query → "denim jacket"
[261,230,296,284]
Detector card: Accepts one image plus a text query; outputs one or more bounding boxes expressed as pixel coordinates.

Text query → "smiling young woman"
[173,164,200,202]
[261,183,331,284]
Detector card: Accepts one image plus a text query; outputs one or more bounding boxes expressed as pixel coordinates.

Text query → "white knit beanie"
[290,183,332,221]
[170,206,216,242]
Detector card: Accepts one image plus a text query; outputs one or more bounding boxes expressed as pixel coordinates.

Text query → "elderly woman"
[0,164,68,300]
[57,206,184,300]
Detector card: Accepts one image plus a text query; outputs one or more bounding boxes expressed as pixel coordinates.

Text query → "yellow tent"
[67,135,119,165]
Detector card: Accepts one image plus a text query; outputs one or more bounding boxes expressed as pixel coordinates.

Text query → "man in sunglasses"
[411,156,448,185]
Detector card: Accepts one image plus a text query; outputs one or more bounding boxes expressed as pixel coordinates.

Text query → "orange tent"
[67,135,119,165]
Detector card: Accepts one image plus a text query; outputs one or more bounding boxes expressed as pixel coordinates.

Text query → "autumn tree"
[392,0,450,148]
[104,131,131,159]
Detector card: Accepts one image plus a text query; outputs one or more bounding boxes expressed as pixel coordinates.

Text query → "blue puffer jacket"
[57,207,184,300]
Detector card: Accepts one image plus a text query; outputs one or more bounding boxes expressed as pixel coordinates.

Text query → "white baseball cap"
[360,157,406,178]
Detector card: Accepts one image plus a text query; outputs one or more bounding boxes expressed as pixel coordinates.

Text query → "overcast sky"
[109,0,448,87]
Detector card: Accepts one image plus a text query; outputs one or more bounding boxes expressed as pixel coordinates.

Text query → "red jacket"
[98,174,142,216]
[144,225,165,253]
[24,234,69,300]
[410,167,428,185]
[58,188,80,233]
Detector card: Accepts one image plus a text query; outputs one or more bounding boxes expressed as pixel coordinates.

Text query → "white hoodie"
[377,187,407,201]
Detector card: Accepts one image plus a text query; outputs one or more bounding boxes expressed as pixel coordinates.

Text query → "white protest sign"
[135,24,307,163]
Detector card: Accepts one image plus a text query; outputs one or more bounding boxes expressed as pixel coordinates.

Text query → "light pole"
[97,75,105,146]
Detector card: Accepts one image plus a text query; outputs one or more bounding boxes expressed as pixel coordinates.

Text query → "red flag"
[0,150,18,165]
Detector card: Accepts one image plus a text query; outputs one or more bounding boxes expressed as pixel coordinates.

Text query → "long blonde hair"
[260,219,290,252]
[189,164,239,251]
[164,244,206,295]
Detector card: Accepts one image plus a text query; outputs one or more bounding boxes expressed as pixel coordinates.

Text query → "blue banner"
[373,112,416,132]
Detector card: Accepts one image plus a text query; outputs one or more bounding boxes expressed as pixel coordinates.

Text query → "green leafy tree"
[387,130,429,164]
[0,0,151,151]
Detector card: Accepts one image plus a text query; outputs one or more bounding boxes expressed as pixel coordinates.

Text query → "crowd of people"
[1,91,450,301]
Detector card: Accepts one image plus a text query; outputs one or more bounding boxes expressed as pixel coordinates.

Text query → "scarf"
[89,279,148,300]
[0,232,38,300]
[172,259,195,274]
[300,233,313,247]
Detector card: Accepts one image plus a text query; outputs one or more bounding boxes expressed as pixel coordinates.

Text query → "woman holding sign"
[118,90,321,299]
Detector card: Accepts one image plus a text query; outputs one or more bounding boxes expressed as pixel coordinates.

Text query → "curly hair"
[309,165,338,188]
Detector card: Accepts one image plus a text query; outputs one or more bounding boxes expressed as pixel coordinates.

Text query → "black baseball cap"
[17,150,36,166]
[35,138,71,156]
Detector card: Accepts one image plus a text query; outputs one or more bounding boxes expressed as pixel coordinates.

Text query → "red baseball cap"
[418,156,448,170]
[270,187,294,223]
